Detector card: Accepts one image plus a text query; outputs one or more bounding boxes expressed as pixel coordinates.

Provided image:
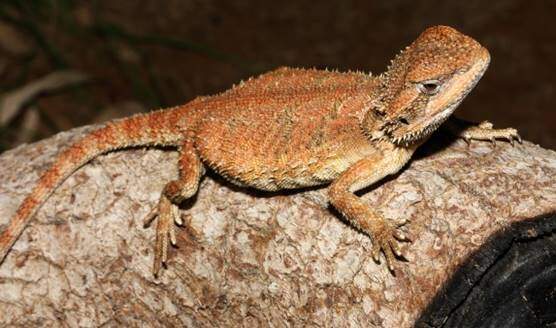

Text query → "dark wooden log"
[417,214,556,327]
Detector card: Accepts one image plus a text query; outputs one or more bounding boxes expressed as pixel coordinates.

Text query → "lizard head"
[363,25,491,146]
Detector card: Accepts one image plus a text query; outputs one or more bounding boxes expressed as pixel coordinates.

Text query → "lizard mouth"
[390,105,455,146]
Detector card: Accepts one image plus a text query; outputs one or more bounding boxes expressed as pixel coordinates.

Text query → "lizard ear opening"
[373,107,386,117]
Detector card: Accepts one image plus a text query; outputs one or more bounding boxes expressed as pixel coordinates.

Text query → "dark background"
[0,1,554,152]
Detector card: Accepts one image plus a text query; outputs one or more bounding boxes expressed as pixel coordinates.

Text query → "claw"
[393,230,408,241]
[172,205,180,225]
[396,230,413,242]
[372,244,381,263]
[169,224,177,246]
[387,262,395,273]
[463,136,471,146]
[143,208,157,228]
[384,245,395,272]
[394,230,405,240]
[175,213,184,226]
[479,121,493,129]
[397,252,409,262]
[517,134,523,144]
[389,240,403,257]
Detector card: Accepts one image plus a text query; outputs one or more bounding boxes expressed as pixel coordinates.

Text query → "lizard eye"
[418,80,441,95]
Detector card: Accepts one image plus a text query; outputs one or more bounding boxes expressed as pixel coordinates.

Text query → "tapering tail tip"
[0,197,38,265]
[0,230,13,264]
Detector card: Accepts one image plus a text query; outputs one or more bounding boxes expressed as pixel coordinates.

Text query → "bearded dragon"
[0,26,520,276]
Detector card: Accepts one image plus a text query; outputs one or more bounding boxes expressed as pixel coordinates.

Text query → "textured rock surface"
[0,126,555,327]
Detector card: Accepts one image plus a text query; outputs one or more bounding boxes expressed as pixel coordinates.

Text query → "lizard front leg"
[446,117,522,145]
[143,139,204,276]
[328,148,413,272]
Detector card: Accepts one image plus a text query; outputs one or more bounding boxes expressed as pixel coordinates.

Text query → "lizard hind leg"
[143,140,204,276]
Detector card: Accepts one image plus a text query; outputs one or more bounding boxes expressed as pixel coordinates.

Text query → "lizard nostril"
[399,117,410,125]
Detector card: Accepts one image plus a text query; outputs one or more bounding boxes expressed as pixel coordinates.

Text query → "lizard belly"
[195,127,377,191]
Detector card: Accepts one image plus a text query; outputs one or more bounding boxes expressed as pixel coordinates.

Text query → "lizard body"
[0,26,520,275]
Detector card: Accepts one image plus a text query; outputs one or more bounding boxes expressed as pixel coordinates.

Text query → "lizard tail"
[0,107,187,265]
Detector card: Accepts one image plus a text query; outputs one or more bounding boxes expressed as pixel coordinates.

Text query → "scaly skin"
[0,26,521,276]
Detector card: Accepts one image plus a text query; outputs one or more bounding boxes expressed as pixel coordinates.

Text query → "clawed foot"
[143,196,183,276]
[461,121,522,146]
[371,219,411,274]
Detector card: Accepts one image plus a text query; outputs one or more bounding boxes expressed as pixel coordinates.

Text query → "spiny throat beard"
[390,114,449,146]
[390,103,458,146]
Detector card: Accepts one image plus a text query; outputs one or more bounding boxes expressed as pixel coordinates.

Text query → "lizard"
[0,25,521,276]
